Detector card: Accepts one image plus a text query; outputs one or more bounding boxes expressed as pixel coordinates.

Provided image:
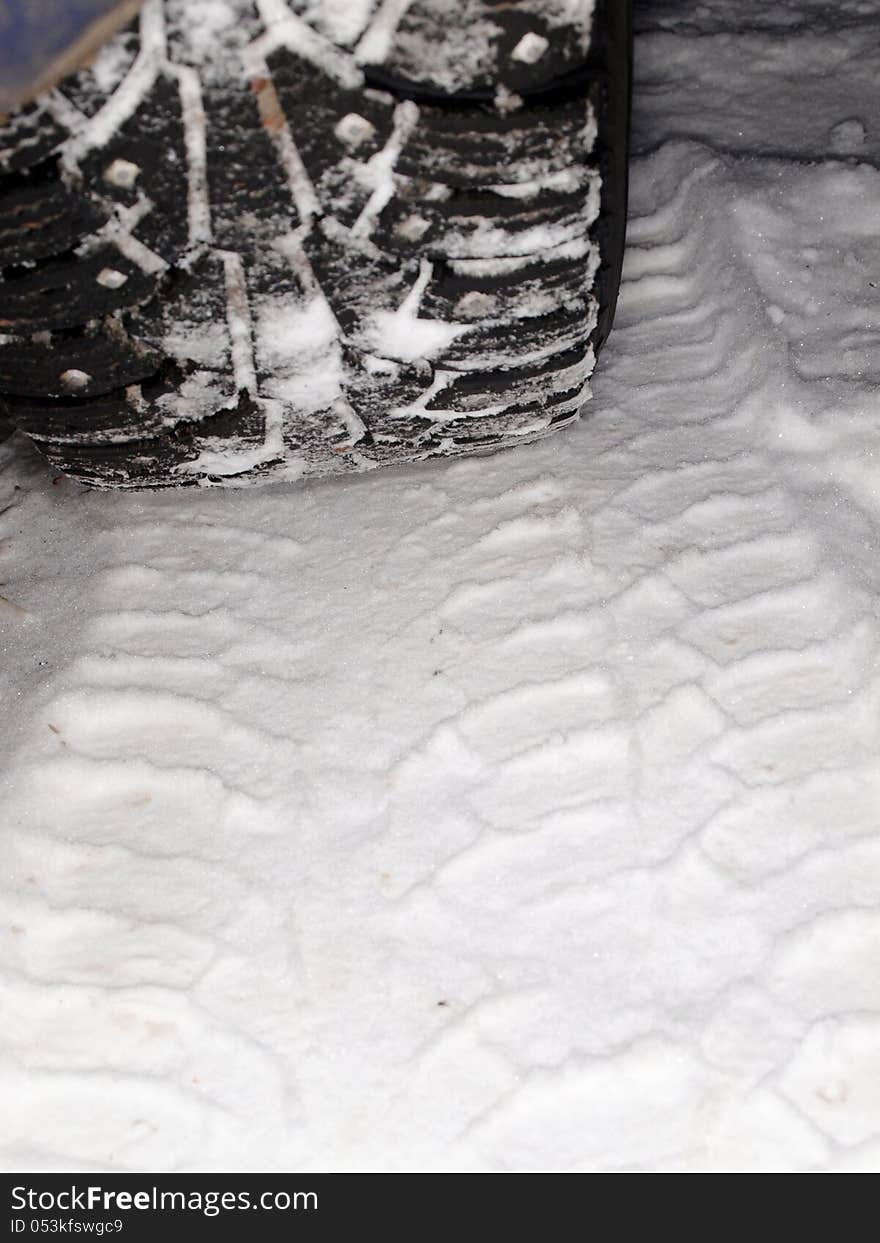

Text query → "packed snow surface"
[3,0,880,1172]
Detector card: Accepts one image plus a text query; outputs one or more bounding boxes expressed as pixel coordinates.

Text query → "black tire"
[0,0,631,488]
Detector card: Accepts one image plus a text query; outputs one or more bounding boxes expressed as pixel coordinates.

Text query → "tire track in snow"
[0,492,315,1168]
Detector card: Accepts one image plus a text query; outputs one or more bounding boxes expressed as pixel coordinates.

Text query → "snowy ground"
[3,0,880,1173]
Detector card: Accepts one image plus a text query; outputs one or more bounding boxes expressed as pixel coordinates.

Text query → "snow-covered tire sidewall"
[0,0,631,488]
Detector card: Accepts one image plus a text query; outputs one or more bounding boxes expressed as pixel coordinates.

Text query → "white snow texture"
[2,0,880,1172]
